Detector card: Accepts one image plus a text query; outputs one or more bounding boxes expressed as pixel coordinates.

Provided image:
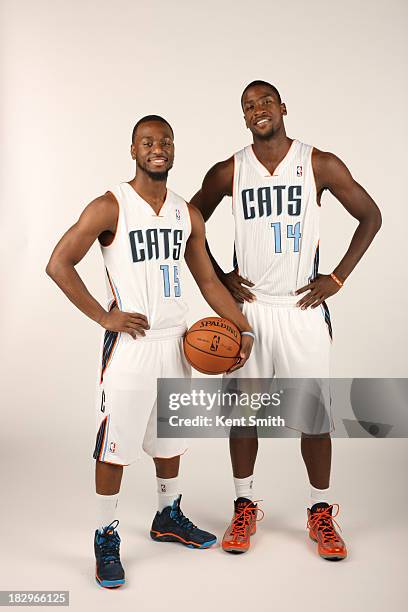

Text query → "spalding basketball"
[183,317,241,374]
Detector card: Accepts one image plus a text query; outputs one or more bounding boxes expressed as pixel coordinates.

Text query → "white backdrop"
[1,1,407,610]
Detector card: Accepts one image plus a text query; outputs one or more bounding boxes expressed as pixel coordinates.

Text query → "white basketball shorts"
[93,324,190,466]
[227,294,333,434]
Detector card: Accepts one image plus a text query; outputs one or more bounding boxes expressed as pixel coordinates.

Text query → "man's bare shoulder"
[312,148,351,191]
[312,148,346,173]
[202,155,234,197]
[88,191,118,214]
[187,202,205,228]
[77,191,119,238]
[210,156,234,179]
[81,191,118,221]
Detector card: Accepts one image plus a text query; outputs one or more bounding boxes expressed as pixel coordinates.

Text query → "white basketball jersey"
[232,140,320,296]
[101,182,191,329]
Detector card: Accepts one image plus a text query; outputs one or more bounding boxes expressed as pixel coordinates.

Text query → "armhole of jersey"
[186,201,193,236]
[101,190,121,248]
[231,154,236,214]
[310,147,321,208]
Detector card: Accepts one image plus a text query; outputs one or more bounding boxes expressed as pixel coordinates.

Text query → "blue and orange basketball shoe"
[150,495,217,549]
[94,520,125,588]
[307,502,347,561]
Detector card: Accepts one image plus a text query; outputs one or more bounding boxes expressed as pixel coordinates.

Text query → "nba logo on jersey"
[297,165,303,177]
[109,442,116,453]
[175,208,181,221]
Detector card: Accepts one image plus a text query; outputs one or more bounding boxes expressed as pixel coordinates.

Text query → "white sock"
[234,475,254,501]
[310,484,330,508]
[96,492,119,531]
[157,477,179,511]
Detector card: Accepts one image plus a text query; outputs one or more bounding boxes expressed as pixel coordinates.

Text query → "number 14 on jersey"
[271,221,301,253]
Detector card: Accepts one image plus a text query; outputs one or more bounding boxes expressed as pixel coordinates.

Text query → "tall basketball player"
[46,115,254,587]
[190,81,382,560]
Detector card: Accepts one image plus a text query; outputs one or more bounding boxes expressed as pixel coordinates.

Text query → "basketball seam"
[185,330,241,350]
[183,353,232,375]
[184,338,240,359]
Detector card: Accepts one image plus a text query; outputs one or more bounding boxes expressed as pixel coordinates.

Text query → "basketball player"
[46,115,254,588]
[190,81,382,560]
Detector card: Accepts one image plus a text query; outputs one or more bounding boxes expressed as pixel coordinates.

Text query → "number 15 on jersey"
[160,264,181,297]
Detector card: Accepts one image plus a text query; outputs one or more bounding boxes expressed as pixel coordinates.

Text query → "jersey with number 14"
[232,139,320,296]
[101,183,191,330]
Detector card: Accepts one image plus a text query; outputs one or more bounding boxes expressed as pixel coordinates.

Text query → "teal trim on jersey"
[112,279,122,310]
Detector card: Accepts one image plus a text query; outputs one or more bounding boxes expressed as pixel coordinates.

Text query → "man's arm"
[190,157,255,302]
[45,193,149,337]
[184,204,254,372]
[296,150,382,309]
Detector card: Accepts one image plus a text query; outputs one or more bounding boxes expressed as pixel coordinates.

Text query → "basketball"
[183,317,241,374]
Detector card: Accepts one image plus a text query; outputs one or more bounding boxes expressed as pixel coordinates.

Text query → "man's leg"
[154,455,180,511]
[222,426,260,554]
[96,459,123,493]
[301,432,331,499]
[150,455,217,548]
[230,426,258,498]
[302,432,347,561]
[221,300,267,554]
[94,460,125,588]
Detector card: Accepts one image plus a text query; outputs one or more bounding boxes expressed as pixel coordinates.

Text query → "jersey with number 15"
[232,139,320,297]
[101,182,191,329]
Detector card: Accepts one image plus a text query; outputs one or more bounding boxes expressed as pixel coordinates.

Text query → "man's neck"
[129,174,167,209]
[252,130,292,161]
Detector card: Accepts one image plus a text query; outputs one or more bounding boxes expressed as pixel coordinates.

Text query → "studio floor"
[2,437,406,612]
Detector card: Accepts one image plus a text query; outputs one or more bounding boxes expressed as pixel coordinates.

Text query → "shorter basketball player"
[46,115,254,588]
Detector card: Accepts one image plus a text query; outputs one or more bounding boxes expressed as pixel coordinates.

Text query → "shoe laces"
[230,500,264,538]
[170,507,196,531]
[307,504,342,544]
[98,520,121,564]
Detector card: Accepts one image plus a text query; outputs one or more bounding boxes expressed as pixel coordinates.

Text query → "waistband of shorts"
[138,324,187,341]
[251,291,300,306]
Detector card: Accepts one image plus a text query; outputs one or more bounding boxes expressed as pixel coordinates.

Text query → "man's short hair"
[241,81,282,108]
[132,115,174,142]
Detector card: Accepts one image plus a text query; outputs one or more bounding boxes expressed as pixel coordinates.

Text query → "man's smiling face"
[242,84,287,139]
[131,121,175,181]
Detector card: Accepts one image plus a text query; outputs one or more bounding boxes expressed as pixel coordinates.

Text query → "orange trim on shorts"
[97,416,109,462]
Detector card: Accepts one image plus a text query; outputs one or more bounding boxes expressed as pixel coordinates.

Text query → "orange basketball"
[183,317,241,374]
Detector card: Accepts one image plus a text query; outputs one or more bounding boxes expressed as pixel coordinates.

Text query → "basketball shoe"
[150,495,217,549]
[222,497,263,554]
[94,520,125,588]
[307,502,347,561]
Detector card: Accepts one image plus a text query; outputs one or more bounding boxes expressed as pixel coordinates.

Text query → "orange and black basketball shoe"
[307,502,347,561]
[222,497,263,554]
